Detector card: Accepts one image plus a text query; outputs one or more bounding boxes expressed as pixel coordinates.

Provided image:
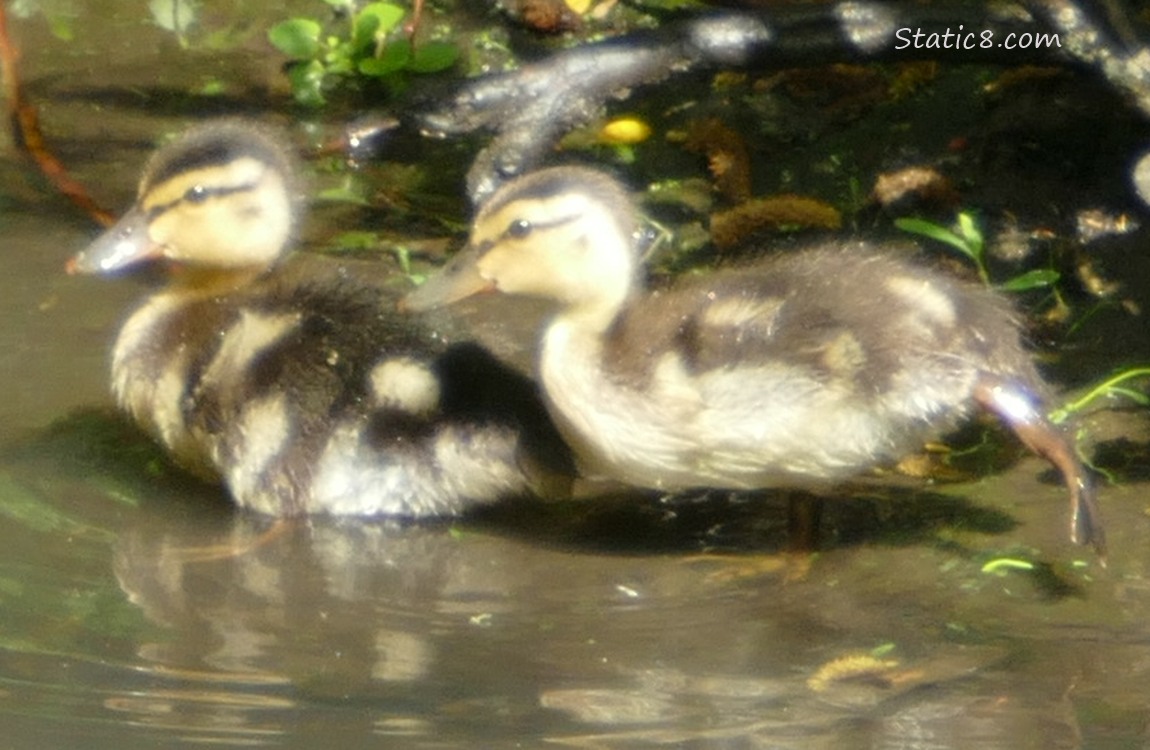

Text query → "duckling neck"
[554,290,632,335]
[536,230,638,426]
[550,223,639,335]
[166,263,270,296]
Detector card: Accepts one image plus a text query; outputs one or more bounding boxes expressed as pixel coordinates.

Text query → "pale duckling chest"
[539,319,898,491]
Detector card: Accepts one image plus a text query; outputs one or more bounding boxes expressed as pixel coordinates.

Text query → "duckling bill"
[405,166,1106,561]
[69,119,571,517]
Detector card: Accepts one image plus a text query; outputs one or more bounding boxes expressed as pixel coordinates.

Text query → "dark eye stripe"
[498,213,579,242]
[146,181,257,219]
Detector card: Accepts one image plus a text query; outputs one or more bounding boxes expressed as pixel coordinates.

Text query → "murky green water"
[3,3,1150,748]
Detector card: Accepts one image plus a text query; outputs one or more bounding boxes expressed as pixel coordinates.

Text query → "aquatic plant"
[268,1,459,106]
[895,212,1059,292]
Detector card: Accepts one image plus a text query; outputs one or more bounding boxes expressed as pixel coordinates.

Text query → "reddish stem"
[0,3,115,227]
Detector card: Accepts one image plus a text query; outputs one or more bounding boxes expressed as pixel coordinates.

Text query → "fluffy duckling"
[68,119,571,517]
[405,166,1105,558]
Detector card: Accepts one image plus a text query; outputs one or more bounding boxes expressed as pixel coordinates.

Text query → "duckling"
[404,166,1106,558]
[67,119,571,517]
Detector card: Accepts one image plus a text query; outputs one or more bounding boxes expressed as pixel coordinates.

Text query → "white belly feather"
[540,320,945,491]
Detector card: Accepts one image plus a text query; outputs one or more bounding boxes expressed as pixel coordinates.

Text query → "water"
[2,3,1150,748]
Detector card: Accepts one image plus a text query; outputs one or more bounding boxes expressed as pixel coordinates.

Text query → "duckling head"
[406,166,642,328]
[69,119,299,278]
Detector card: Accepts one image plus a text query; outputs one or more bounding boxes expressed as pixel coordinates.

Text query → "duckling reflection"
[107,500,1066,746]
[406,166,1104,558]
[68,119,571,517]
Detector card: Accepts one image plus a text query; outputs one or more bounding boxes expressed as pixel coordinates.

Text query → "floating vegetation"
[505,0,583,32]
[710,195,842,250]
[268,1,459,106]
[807,652,901,693]
[980,557,1036,575]
[872,165,958,210]
[888,61,939,99]
[681,118,753,203]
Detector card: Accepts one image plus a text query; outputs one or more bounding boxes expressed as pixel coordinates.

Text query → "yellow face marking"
[139,156,292,269]
[469,191,636,323]
[142,156,269,211]
[473,193,591,249]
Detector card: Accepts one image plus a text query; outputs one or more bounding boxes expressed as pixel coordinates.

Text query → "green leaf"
[324,42,357,75]
[353,12,382,54]
[359,40,411,77]
[1049,367,1150,423]
[408,41,459,73]
[268,18,322,60]
[317,187,373,206]
[1107,387,1150,406]
[46,14,75,42]
[956,211,983,257]
[149,0,200,34]
[363,2,409,36]
[288,60,328,107]
[352,4,407,56]
[895,214,990,284]
[894,217,975,260]
[0,473,103,538]
[981,557,1035,575]
[331,230,382,249]
[870,642,897,657]
[998,268,1060,292]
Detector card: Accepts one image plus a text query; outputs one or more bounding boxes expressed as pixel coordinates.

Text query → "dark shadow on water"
[28,78,282,120]
[470,482,1021,560]
[1025,561,1087,600]
[0,406,231,519]
[1090,436,1150,483]
[7,408,1088,614]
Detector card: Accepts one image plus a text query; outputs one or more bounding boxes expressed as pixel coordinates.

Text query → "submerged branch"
[421,1,1140,203]
[0,3,114,227]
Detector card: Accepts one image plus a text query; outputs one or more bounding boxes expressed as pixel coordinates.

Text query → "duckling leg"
[787,492,824,553]
[973,377,1107,564]
[169,518,298,563]
[779,492,822,581]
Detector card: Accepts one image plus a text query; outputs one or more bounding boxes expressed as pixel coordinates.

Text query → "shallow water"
[3,3,1150,748]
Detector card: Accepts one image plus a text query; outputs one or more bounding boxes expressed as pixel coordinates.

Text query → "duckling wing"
[649,247,1037,405]
[225,266,571,515]
[115,256,571,517]
[603,246,1041,485]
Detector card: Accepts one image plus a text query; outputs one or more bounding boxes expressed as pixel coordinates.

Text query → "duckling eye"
[506,219,533,239]
[184,184,209,204]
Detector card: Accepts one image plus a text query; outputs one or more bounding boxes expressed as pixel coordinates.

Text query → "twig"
[0,2,114,227]
[1023,0,1150,119]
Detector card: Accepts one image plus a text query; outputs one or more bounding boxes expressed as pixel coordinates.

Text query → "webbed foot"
[975,377,1106,565]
